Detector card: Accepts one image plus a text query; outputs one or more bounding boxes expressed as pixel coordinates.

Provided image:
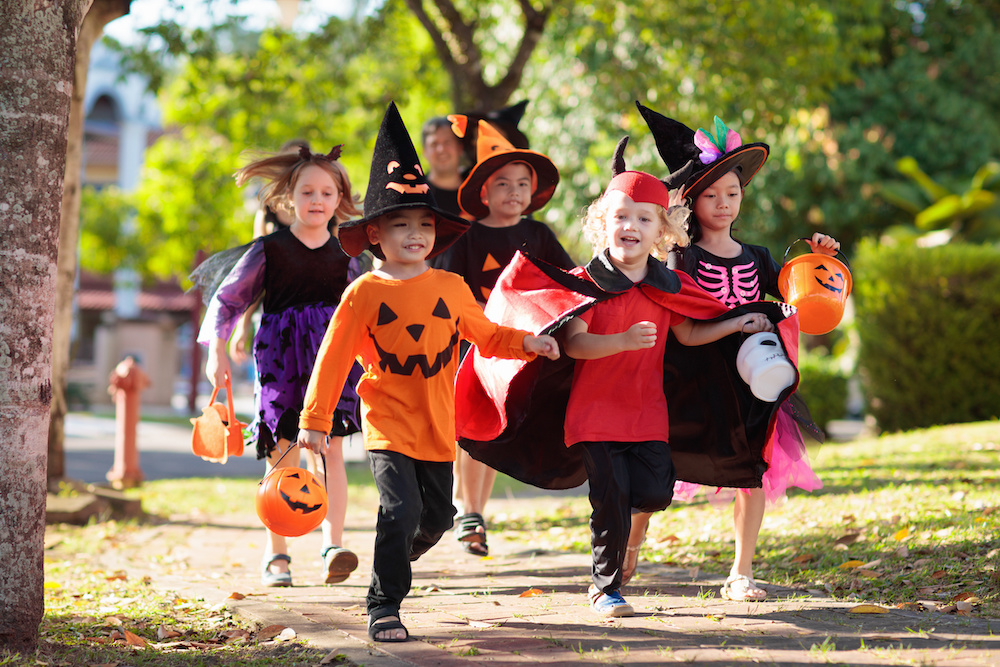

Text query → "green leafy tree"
[879,157,1000,244]
[759,0,1000,254]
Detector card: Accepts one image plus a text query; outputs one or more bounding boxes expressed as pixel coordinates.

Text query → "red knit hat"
[604,171,670,209]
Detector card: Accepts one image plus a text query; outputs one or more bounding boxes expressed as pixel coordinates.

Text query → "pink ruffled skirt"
[673,403,822,508]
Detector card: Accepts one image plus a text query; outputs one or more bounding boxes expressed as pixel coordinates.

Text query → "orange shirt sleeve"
[455,280,536,361]
[299,287,365,434]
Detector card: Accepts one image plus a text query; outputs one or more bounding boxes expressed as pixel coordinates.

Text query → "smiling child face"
[367,208,437,268]
[603,189,665,268]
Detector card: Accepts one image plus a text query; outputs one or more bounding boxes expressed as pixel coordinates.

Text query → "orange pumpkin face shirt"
[300,268,535,462]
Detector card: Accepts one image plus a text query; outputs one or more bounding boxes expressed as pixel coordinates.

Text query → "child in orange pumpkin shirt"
[297,102,559,643]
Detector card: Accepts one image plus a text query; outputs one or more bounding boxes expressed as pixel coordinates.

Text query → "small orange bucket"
[778,239,852,335]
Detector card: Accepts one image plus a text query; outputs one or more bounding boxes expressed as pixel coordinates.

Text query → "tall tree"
[49,0,133,485]
[0,0,89,651]
[402,0,554,111]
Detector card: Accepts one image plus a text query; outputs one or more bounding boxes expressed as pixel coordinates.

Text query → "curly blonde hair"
[581,187,690,260]
[235,150,362,225]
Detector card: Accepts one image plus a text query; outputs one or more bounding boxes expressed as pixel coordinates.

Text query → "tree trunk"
[49,0,132,486]
[404,0,550,112]
[0,0,89,652]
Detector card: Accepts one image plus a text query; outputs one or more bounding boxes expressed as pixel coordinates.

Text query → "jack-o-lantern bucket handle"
[260,443,328,487]
[782,238,852,273]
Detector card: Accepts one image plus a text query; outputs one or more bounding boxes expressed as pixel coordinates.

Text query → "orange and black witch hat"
[453,119,559,220]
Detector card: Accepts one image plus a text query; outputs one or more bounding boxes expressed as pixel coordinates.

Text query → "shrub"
[853,240,1000,432]
[796,354,849,435]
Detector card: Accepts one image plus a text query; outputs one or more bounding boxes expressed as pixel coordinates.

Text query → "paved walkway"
[62,417,999,666]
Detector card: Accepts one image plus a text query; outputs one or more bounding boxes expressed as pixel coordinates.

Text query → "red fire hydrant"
[106,356,150,489]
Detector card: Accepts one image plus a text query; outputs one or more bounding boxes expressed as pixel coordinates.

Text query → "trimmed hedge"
[853,240,1000,432]
[797,355,848,435]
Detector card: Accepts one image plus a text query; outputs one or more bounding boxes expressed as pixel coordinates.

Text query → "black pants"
[366,450,456,617]
[579,440,676,594]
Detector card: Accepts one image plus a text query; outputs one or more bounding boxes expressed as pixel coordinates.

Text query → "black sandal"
[367,611,409,642]
[454,512,488,556]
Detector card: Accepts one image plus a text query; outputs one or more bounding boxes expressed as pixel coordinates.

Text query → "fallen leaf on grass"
[835,533,861,546]
[519,588,544,597]
[930,570,947,579]
[893,528,910,541]
[156,626,181,640]
[123,629,148,647]
[275,627,297,641]
[839,560,865,570]
[227,592,246,600]
[857,569,880,577]
[790,553,815,564]
[257,624,288,641]
[951,591,980,602]
[848,604,889,614]
[105,571,128,582]
[956,600,974,613]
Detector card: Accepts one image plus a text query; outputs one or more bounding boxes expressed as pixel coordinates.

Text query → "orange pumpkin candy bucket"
[190,374,246,464]
[256,446,328,537]
[778,239,852,335]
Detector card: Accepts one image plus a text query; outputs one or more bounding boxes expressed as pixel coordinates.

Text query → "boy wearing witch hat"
[297,101,559,642]
[433,118,575,557]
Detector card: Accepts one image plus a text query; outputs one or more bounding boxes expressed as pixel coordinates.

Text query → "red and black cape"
[454,250,801,490]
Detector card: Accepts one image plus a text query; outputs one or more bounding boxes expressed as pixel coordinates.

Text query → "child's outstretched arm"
[562,316,657,360]
[671,312,773,347]
[807,232,840,256]
[522,334,560,360]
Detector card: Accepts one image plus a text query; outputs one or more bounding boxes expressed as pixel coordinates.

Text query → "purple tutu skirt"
[250,303,361,459]
[673,402,822,507]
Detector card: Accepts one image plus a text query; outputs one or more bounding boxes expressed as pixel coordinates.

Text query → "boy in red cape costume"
[454,140,801,497]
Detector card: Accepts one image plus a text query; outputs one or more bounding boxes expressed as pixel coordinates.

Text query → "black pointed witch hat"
[339,101,470,259]
[634,101,769,203]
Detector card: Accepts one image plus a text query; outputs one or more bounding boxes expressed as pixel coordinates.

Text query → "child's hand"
[624,321,657,350]
[739,313,774,334]
[297,429,326,453]
[807,232,840,256]
[206,338,231,388]
[524,334,560,360]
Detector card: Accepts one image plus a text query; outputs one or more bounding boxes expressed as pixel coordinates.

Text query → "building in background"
[69,42,200,409]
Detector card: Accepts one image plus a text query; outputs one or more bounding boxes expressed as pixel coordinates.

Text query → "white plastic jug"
[736,332,796,402]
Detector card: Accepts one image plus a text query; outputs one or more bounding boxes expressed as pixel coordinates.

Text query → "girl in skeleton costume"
[626,104,840,602]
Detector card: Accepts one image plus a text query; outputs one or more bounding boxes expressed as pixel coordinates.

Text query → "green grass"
[489,421,1000,617]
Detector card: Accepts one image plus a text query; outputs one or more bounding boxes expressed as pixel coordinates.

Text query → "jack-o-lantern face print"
[369,297,458,377]
[384,160,430,195]
[279,471,326,514]
[813,263,845,294]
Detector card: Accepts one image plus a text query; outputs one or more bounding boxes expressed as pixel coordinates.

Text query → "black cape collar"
[584,249,682,295]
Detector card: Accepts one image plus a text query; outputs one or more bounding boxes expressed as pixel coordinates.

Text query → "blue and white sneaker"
[588,584,634,617]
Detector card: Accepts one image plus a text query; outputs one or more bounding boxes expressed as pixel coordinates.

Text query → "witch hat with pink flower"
[635,101,769,203]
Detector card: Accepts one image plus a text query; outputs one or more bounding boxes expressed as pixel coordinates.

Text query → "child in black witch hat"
[624,102,839,601]
[296,101,559,642]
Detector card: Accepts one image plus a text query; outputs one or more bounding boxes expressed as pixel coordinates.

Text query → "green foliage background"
[853,240,1000,432]
[92,0,1000,280]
